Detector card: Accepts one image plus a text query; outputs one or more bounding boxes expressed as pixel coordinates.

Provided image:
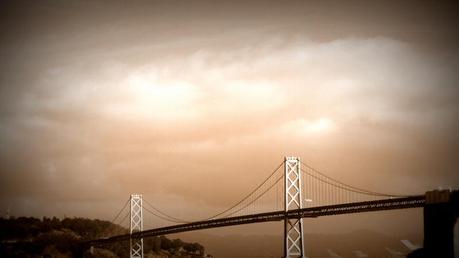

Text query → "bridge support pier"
[423,190,458,258]
[284,157,305,258]
[130,194,144,258]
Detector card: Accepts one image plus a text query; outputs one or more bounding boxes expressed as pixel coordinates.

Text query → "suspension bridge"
[84,157,459,258]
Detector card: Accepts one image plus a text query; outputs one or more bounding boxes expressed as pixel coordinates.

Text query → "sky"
[1,0,459,236]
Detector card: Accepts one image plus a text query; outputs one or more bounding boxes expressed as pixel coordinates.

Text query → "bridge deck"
[87,195,425,246]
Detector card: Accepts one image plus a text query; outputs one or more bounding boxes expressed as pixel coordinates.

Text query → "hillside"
[0,217,209,258]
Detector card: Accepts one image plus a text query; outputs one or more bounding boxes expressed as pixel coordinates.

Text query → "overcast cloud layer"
[1,0,458,235]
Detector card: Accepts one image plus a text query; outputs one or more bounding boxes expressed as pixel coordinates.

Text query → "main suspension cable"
[301,161,409,197]
[111,197,130,224]
[223,173,284,218]
[204,160,284,220]
[143,205,186,224]
[143,198,190,223]
[118,210,130,228]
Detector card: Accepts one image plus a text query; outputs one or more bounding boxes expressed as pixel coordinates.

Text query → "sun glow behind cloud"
[292,117,335,135]
[98,72,200,121]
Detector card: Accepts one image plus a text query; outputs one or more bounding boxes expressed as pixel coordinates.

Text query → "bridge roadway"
[87,195,425,246]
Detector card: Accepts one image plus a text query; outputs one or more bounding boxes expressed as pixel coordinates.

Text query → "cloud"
[0,28,458,220]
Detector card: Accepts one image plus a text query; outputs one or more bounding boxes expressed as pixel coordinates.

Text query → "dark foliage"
[0,217,205,258]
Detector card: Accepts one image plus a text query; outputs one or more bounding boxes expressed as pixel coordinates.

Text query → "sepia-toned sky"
[1,0,458,235]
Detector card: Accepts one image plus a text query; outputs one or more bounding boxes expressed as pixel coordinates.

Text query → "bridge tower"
[423,190,458,258]
[130,194,144,258]
[284,157,305,258]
